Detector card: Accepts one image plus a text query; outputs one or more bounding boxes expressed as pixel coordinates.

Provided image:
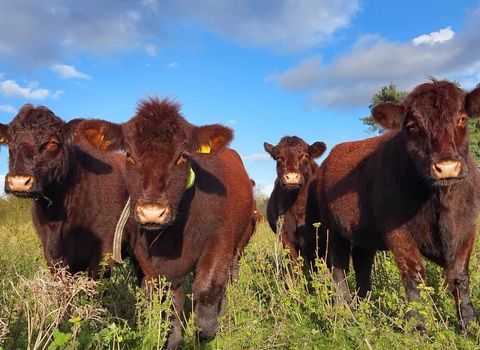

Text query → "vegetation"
[361,81,480,164]
[2,196,480,349]
[359,83,409,135]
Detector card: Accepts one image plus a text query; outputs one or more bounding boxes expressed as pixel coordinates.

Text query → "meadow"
[1,196,480,349]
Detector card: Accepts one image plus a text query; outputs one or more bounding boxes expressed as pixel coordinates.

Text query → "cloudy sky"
[1,0,480,195]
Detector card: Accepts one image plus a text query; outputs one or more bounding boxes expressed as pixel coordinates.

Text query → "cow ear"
[466,86,480,119]
[191,124,233,153]
[0,123,8,145]
[371,103,405,130]
[263,142,274,157]
[63,119,84,144]
[75,119,124,151]
[309,142,326,159]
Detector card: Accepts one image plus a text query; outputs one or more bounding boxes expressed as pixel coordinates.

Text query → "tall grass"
[1,196,480,349]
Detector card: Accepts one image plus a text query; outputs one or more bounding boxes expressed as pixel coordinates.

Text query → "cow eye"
[458,114,468,127]
[300,154,309,160]
[405,120,417,131]
[45,140,60,152]
[275,156,284,162]
[176,152,190,165]
[126,152,135,165]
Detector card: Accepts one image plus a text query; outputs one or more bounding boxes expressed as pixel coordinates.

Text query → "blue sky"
[1,0,480,196]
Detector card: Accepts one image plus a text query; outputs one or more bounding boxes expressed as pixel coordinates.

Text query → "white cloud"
[242,153,271,162]
[0,0,360,67]
[164,0,359,51]
[145,43,157,57]
[0,80,63,100]
[0,0,161,66]
[0,104,15,113]
[168,62,179,69]
[141,0,158,12]
[413,26,455,46]
[51,64,92,80]
[266,10,480,109]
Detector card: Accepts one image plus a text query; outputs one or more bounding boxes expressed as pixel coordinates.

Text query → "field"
[1,196,480,349]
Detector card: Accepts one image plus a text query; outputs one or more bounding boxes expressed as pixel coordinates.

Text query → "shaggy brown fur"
[264,136,327,270]
[318,79,480,330]
[75,96,253,349]
[232,179,260,280]
[0,104,136,279]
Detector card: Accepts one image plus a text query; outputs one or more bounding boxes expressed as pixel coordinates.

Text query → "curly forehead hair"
[10,104,64,134]
[127,96,192,152]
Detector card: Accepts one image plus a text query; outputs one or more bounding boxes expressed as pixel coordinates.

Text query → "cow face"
[372,80,480,186]
[76,96,233,230]
[264,136,326,190]
[0,104,78,198]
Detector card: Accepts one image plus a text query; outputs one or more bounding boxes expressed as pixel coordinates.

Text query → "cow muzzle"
[6,174,35,193]
[431,160,462,179]
[281,172,303,187]
[135,203,171,225]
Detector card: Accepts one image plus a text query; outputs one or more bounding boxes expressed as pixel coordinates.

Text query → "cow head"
[75,96,233,230]
[0,104,79,198]
[372,79,480,186]
[264,136,326,190]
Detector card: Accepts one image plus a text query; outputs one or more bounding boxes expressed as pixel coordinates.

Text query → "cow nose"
[6,175,34,192]
[431,160,462,179]
[282,172,302,185]
[135,203,170,224]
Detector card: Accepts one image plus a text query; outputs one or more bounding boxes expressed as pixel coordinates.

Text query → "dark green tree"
[360,83,408,134]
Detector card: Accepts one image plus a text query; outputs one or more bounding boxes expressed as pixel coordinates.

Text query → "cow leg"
[352,246,376,299]
[330,232,352,304]
[445,233,478,330]
[165,285,185,350]
[386,230,426,330]
[193,239,231,341]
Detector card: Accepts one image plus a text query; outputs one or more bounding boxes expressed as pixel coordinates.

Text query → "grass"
[1,195,480,349]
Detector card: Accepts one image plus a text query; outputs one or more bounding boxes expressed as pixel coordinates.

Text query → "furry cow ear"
[309,142,326,159]
[75,119,124,151]
[192,124,233,153]
[0,123,8,145]
[63,119,84,144]
[371,103,405,130]
[263,142,274,157]
[466,86,480,119]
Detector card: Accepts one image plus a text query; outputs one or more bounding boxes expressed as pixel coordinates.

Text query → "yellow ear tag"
[0,137,4,143]
[186,167,195,189]
[197,144,211,153]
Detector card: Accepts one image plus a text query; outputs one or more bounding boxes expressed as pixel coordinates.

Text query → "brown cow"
[232,179,260,280]
[264,136,327,270]
[318,79,480,330]
[0,104,137,279]
[75,96,253,349]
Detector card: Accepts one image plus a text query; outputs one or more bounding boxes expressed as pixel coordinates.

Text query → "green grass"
[1,195,480,349]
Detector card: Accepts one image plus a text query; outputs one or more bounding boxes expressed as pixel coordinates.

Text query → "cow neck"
[36,146,80,213]
[281,179,309,212]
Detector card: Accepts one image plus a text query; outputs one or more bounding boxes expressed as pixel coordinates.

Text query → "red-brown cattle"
[0,104,136,279]
[75,96,252,349]
[264,136,327,270]
[232,179,260,280]
[318,79,480,330]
